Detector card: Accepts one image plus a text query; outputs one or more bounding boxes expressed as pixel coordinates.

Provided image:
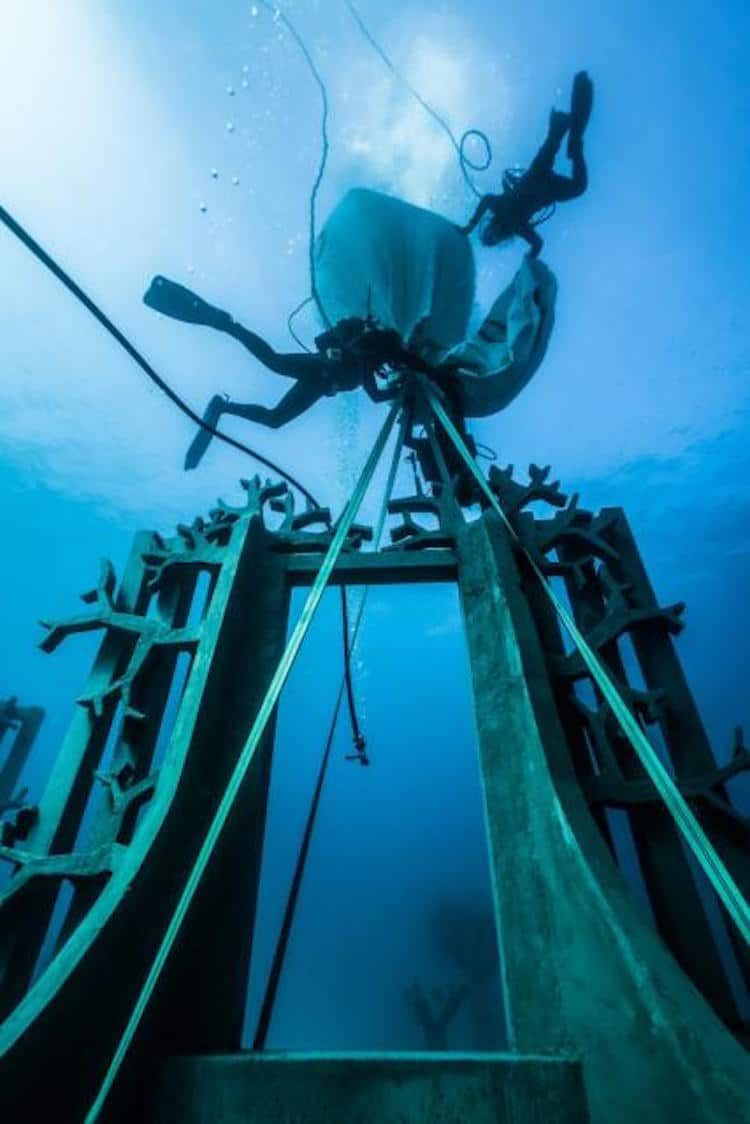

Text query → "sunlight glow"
[343,34,479,206]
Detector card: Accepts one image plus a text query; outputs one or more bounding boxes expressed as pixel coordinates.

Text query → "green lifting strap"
[424,380,750,948]
[252,405,410,1050]
[85,397,403,1124]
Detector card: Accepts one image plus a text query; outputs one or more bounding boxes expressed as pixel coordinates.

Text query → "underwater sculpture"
[460,70,593,257]
[403,981,469,1051]
[429,899,503,1049]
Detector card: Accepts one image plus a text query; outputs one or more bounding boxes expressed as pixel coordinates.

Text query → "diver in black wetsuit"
[143,277,430,469]
[460,71,593,257]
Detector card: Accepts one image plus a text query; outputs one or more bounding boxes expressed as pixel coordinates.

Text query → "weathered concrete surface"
[153,1052,590,1124]
[0,512,290,1121]
[457,514,750,1124]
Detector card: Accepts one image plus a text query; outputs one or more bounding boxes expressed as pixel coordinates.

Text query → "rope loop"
[345,0,493,199]
[458,128,493,194]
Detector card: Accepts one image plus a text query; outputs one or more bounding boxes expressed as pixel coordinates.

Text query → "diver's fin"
[184,394,225,470]
[144,276,232,330]
[567,71,593,156]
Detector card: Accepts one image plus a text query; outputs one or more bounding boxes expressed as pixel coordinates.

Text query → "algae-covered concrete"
[153,1052,589,1124]
[457,513,750,1124]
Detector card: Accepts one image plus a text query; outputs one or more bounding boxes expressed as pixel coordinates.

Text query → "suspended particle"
[199,202,208,213]
[241,78,249,88]
[227,85,235,96]
[210,168,219,179]
[242,64,249,73]
[226,121,235,132]
[232,176,240,186]
[250,4,258,15]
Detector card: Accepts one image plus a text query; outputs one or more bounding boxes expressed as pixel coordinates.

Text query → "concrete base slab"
[153,1051,590,1124]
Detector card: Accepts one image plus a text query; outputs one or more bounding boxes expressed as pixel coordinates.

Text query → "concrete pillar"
[457,511,750,1124]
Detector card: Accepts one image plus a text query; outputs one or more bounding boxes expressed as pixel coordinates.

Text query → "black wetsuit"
[142,276,429,467]
[217,320,425,429]
[462,110,588,257]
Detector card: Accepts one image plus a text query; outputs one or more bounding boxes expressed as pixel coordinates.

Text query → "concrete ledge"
[153,1051,590,1124]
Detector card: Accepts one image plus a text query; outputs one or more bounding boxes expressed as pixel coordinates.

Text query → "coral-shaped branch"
[403,980,469,1050]
[0,841,125,908]
[518,498,622,587]
[39,560,118,651]
[93,763,158,836]
[267,489,372,554]
[535,498,621,561]
[582,726,750,838]
[573,685,667,776]
[552,563,685,681]
[717,727,750,787]
[40,560,200,719]
[386,491,455,552]
[142,519,226,591]
[210,475,290,527]
[488,462,567,517]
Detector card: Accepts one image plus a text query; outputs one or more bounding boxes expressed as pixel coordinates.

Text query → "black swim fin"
[184,394,226,470]
[143,276,232,330]
[567,71,593,156]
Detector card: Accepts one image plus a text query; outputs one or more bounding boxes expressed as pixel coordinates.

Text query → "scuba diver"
[143,277,432,469]
[460,70,593,257]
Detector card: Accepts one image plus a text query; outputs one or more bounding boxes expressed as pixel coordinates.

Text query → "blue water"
[1,0,749,1051]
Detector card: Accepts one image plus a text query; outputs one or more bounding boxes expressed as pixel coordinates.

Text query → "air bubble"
[232,176,240,186]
